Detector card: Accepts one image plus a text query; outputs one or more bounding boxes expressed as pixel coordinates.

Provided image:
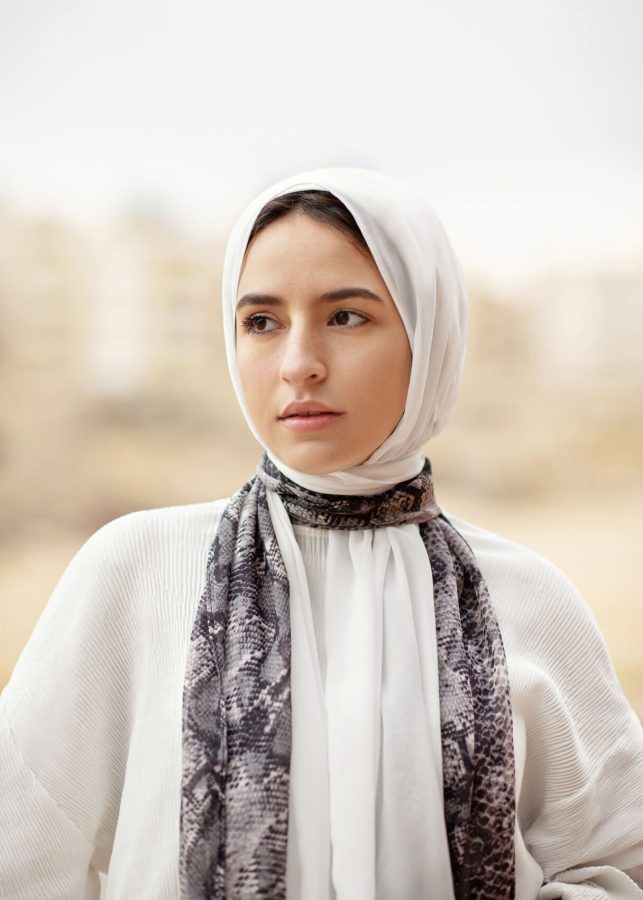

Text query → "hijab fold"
[180,167,516,899]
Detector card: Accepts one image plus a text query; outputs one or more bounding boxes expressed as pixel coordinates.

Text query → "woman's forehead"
[238,216,389,289]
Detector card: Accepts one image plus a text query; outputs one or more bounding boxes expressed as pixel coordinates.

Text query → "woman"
[0,167,641,900]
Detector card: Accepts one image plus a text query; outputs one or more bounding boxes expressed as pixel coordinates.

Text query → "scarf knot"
[256,453,442,529]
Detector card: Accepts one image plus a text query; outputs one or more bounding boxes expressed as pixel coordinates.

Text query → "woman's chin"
[270,444,363,476]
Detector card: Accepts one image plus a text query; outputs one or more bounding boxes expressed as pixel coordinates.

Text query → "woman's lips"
[278,401,343,431]
[279,412,343,432]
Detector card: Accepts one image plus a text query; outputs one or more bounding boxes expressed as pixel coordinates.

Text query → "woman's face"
[236,213,412,475]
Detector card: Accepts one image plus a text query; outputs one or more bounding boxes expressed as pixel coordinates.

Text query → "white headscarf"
[221,166,469,495]
[220,167,467,900]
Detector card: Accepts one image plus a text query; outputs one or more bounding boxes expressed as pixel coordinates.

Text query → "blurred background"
[0,0,641,716]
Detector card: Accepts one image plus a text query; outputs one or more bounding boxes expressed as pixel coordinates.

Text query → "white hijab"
[222,166,468,494]
[221,167,468,900]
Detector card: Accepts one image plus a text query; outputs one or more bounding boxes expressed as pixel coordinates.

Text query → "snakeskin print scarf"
[180,452,515,899]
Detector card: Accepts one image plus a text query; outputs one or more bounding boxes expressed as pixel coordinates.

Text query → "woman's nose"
[278,327,327,385]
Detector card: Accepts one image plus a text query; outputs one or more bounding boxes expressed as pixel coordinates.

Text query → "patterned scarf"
[180,453,515,899]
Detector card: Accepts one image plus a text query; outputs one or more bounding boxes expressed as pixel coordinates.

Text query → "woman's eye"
[242,314,279,335]
[330,309,368,328]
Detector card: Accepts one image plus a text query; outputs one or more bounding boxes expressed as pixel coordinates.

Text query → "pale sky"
[1,0,642,283]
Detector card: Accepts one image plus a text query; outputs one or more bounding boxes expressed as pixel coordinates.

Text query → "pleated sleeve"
[480,529,643,898]
[0,516,139,898]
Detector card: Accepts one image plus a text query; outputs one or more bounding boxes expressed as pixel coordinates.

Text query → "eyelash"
[240,308,370,337]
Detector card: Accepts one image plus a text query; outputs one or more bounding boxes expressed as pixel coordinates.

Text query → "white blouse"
[1,498,642,898]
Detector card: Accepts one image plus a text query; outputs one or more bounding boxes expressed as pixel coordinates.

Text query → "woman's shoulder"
[75,497,231,568]
[443,510,606,657]
[32,499,232,623]
[6,499,233,687]
[445,509,578,594]
[93,496,230,540]
[445,512,639,717]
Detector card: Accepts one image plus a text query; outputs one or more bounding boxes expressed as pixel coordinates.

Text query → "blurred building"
[521,263,643,387]
[0,204,230,530]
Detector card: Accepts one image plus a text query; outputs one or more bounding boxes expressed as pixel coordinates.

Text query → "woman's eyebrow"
[236,293,282,311]
[236,287,384,311]
[321,287,384,304]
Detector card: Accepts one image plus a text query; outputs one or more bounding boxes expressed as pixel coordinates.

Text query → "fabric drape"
[180,454,516,899]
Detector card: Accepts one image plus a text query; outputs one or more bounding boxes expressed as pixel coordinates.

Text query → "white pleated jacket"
[1,499,642,899]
